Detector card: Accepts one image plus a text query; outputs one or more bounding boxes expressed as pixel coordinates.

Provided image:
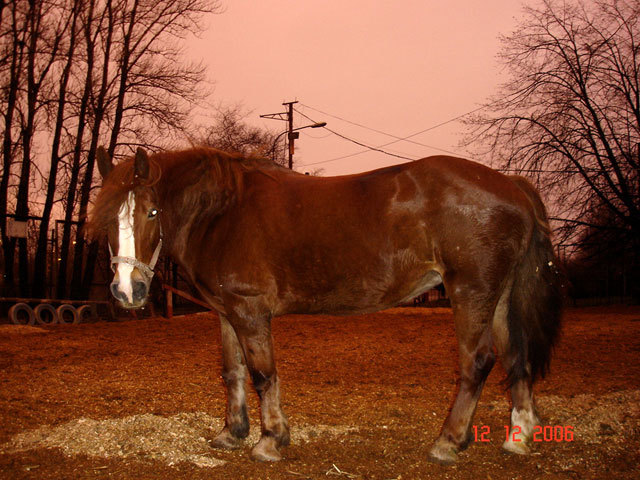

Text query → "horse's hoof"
[251,436,282,462]
[502,439,531,455]
[210,429,244,450]
[428,439,459,465]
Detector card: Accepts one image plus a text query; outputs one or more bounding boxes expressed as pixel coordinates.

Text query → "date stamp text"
[473,425,574,442]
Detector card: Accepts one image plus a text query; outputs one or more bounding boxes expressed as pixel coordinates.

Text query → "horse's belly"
[283,268,443,316]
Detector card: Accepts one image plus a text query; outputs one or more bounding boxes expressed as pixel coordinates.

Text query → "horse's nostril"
[110,282,126,302]
[132,280,148,301]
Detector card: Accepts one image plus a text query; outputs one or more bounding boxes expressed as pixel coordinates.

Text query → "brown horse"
[88,146,563,464]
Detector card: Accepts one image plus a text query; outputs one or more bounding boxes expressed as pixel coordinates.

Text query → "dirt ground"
[0,306,639,480]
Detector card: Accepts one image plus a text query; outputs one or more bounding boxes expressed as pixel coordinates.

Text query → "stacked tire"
[34,304,58,324]
[9,303,91,325]
[8,303,35,325]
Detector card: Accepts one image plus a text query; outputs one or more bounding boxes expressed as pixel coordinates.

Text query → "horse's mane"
[87,147,285,239]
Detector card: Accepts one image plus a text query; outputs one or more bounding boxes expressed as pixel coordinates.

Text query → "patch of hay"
[1,412,358,469]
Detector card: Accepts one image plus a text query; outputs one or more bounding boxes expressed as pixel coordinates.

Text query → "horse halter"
[109,223,163,282]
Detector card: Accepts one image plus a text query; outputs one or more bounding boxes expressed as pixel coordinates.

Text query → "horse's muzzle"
[110,279,149,309]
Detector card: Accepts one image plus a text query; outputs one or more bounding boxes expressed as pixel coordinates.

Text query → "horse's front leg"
[211,315,250,449]
[233,313,290,461]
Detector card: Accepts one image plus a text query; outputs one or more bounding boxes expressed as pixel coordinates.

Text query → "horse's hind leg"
[503,376,539,455]
[491,290,540,455]
[211,315,250,449]
[232,313,290,461]
[429,296,496,465]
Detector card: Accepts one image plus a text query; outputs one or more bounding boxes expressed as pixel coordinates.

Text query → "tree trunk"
[57,0,96,299]
[1,3,26,294]
[70,0,114,299]
[32,0,81,298]
[15,0,43,296]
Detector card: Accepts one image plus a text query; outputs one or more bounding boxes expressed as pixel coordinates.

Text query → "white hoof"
[502,438,532,455]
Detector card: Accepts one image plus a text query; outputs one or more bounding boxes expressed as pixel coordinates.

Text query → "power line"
[296,99,509,166]
[294,109,418,164]
[299,103,456,150]
[398,102,499,141]
[300,101,499,145]
[322,127,416,161]
[296,106,461,156]
[299,104,420,143]
[293,98,584,176]
[294,108,471,167]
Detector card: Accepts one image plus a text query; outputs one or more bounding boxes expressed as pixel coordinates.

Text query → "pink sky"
[190,0,524,176]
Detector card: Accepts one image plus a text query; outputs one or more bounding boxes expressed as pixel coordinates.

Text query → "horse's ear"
[134,147,150,180]
[96,146,113,179]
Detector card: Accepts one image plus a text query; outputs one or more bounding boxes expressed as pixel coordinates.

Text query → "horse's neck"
[155,155,284,263]
[156,172,227,264]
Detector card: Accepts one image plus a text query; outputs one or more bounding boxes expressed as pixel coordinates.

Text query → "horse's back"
[215,156,538,315]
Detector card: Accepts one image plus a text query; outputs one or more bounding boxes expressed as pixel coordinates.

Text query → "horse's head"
[91,147,162,309]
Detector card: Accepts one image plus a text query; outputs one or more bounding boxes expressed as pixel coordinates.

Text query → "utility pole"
[260,100,298,169]
[261,100,326,168]
[284,101,298,169]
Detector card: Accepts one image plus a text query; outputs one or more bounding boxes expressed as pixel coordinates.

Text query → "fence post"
[166,287,173,319]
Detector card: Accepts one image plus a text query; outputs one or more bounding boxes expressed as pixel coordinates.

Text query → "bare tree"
[8,0,71,296]
[31,0,82,298]
[0,0,219,298]
[195,105,288,166]
[67,0,219,299]
[0,0,28,292]
[465,0,640,299]
[56,0,102,298]
[466,0,639,259]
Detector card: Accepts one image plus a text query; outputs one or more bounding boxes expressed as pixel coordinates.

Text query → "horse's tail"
[505,176,564,387]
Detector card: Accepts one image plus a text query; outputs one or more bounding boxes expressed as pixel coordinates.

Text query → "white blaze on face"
[116,191,136,303]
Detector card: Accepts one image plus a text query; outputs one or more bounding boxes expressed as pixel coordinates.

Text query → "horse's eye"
[148,208,158,219]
